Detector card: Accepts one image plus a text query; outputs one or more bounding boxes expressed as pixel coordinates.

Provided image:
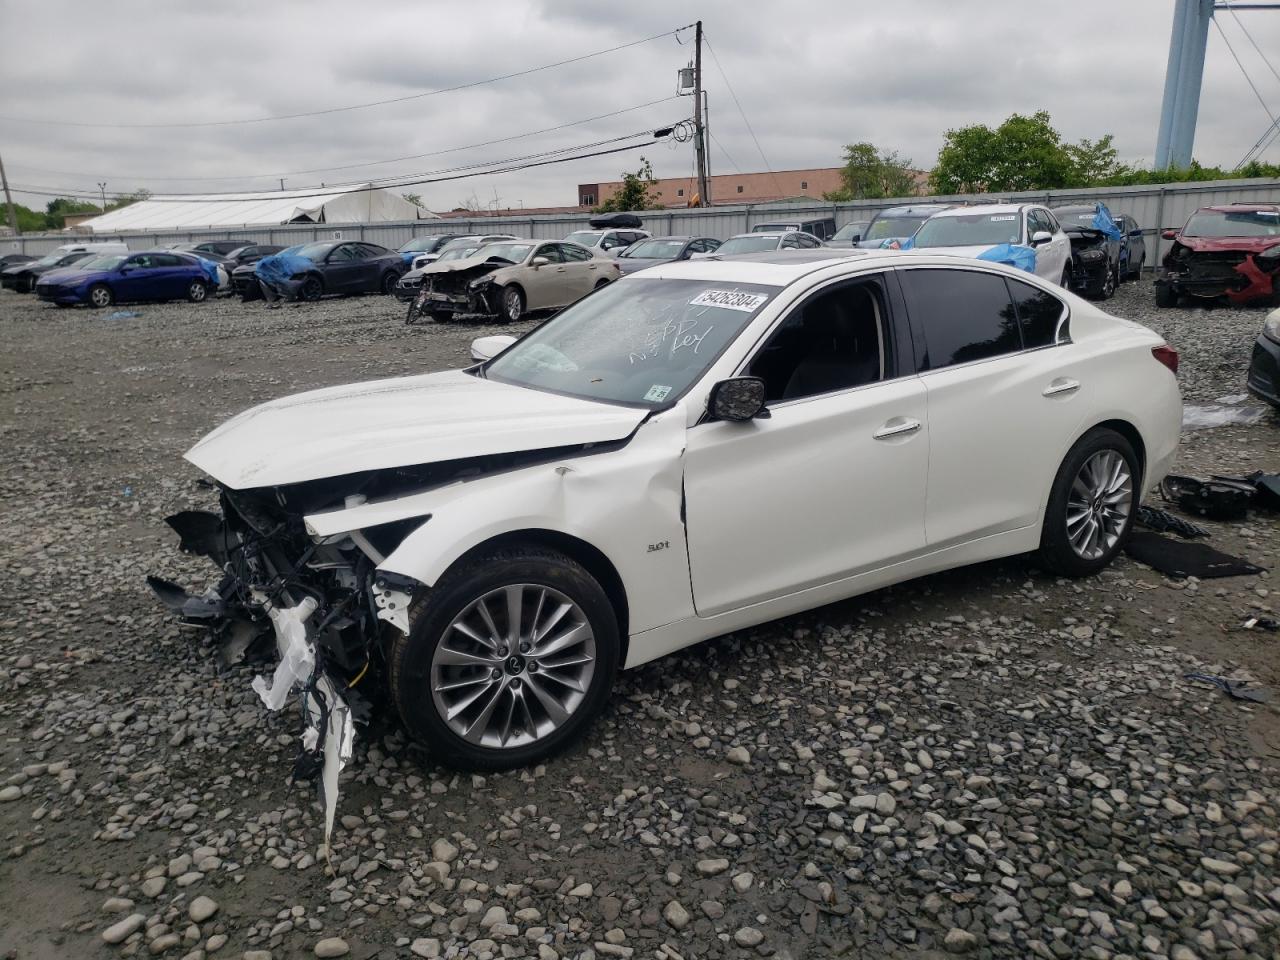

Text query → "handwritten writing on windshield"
[629,318,714,364]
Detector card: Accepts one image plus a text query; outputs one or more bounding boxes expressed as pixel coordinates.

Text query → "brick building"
[578,166,929,209]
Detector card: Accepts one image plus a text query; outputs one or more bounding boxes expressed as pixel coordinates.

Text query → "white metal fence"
[5,177,1278,268]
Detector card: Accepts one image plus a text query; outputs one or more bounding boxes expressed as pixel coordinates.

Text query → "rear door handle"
[873,417,922,440]
[1043,378,1080,397]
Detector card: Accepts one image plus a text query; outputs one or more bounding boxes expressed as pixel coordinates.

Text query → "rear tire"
[88,283,114,308]
[1036,427,1139,578]
[380,271,399,295]
[389,545,619,771]
[186,279,209,303]
[1059,266,1072,292]
[1155,283,1179,308]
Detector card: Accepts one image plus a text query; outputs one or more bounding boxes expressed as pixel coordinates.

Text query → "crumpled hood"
[1173,235,1280,255]
[419,254,514,276]
[185,368,647,490]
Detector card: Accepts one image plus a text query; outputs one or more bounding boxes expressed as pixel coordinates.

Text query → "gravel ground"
[0,279,1278,960]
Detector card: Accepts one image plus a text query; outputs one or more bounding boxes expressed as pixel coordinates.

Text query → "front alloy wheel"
[502,286,525,322]
[390,545,619,770]
[431,584,597,749]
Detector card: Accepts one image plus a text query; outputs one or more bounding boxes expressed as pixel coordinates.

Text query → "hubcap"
[506,292,520,319]
[1066,450,1132,560]
[191,283,205,300]
[430,583,596,749]
[91,288,109,306]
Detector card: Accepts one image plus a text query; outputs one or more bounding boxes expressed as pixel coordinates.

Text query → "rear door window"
[899,268,1023,370]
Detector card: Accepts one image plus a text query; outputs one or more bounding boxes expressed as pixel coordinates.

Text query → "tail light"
[1152,345,1179,374]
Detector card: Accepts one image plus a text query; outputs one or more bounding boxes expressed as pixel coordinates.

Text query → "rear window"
[1007,277,1065,348]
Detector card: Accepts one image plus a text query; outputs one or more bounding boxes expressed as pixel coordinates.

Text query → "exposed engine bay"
[407,257,513,323]
[1159,240,1280,305]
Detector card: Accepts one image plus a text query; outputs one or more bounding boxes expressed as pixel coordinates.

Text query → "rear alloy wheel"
[1037,428,1138,577]
[502,285,525,323]
[594,278,611,289]
[186,279,208,303]
[88,283,114,308]
[390,546,619,770]
[298,275,323,302]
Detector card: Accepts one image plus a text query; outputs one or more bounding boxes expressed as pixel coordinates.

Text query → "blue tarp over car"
[254,246,315,286]
[976,244,1037,273]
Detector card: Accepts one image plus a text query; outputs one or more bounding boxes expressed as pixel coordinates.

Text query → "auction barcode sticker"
[690,289,769,312]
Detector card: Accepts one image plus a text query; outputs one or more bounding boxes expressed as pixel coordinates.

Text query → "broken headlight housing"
[1077,249,1105,262]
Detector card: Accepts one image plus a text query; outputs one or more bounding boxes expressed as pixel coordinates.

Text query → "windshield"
[400,237,444,253]
[56,252,91,266]
[716,235,782,255]
[830,223,866,241]
[293,242,331,260]
[563,231,603,247]
[621,239,686,259]
[76,254,127,270]
[866,215,928,241]
[474,242,534,263]
[31,253,68,266]
[437,245,483,262]
[1183,210,1280,238]
[913,213,1022,247]
[485,278,778,407]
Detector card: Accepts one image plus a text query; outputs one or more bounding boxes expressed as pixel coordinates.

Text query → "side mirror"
[1030,230,1053,247]
[848,233,862,243]
[531,256,550,268]
[470,334,517,362]
[1162,229,1179,240]
[708,377,767,422]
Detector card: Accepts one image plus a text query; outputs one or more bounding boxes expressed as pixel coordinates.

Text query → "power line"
[1212,17,1280,166]
[701,34,783,198]
[0,25,696,129]
[6,97,680,184]
[1224,2,1280,84]
[9,125,687,204]
[709,131,742,175]
[1221,3,1280,166]
[10,124,682,200]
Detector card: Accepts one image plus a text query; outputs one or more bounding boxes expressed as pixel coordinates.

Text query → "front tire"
[1059,266,1072,292]
[1155,283,1179,308]
[298,275,323,302]
[88,283,114,308]
[501,285,525,323]
[1036,428,1138,577]
[389,546,619,771]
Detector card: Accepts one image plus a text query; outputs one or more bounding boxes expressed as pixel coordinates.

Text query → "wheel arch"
[441,528,631,665]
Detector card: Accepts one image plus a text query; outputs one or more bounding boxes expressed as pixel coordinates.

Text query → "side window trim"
[894,264,1071,375]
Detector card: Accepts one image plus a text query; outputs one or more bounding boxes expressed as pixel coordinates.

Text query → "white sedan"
[909,203,1073,286]
[153,249,1181,823]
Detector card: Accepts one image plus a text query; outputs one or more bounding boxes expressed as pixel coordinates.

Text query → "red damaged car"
[1155,203,1280,307]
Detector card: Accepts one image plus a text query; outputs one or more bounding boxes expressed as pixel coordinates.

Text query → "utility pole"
[693,21,710,207]
[279,178,286,191]
[98,181,108,212]
[0,150,19,236]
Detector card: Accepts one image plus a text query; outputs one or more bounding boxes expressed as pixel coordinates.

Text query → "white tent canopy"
[78,183,436,233]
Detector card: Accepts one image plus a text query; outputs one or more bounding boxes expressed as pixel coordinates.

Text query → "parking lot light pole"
[98,182,108,213]
[0,151,19,235]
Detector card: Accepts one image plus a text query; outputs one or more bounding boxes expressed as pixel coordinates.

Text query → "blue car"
[396,234,462,266]
[35,251,215,308]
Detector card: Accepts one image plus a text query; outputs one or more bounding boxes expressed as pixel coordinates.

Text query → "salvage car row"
[4,201,1277,318]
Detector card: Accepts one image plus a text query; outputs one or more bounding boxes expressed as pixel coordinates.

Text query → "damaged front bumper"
[409,275,502,321]
[1159,248,1280,305]
[149,498,414,852]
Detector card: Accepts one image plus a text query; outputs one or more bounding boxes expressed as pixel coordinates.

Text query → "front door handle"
[1043,378,1080,397]
[873,417,922,440]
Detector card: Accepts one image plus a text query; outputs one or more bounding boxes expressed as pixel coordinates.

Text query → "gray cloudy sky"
[2,0,1278,212]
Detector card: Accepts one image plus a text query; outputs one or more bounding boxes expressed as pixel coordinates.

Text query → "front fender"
[305,409,694,637]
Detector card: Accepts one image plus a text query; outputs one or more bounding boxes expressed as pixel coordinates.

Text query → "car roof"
[631,248,1057,286]
[874,204,953,216]
[927,203,1027,218]
[1201,202,1280,213]
[1051,204,1097,213]
[727,231,790,239]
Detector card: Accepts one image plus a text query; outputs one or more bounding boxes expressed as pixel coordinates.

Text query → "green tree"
[931,111,1078,193]
[824,142,918,201]
[45,196,100,228]
[593,157,659,212]
[1065,135,1126,186]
